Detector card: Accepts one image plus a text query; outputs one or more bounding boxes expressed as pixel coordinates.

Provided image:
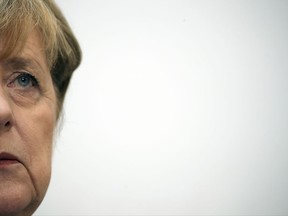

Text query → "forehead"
[0,30,48,72]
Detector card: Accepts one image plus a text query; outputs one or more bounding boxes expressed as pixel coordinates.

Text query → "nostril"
[4,121,10,127]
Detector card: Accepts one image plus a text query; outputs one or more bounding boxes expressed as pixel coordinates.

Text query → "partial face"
[0,31,57,215]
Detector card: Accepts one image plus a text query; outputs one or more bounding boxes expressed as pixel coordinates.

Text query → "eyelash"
[8,72,40,89]
[17,72,39,87]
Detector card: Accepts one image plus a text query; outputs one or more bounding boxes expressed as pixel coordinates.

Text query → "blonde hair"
[0,0,81,107]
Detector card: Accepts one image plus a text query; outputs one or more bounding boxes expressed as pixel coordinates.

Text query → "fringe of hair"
[0,0,81,111]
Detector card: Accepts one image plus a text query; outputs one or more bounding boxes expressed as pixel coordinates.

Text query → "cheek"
[14,99,57,196]
[28,109,55,164]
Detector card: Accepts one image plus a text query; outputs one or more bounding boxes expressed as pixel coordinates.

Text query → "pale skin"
[0,30,57,216]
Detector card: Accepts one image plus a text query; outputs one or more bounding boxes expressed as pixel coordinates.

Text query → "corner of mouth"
[0,152,19,161]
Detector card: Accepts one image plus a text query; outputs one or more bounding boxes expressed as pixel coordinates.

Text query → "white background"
[35,0,288,215]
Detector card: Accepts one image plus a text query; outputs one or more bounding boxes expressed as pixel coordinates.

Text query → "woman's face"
[0,30,57,215]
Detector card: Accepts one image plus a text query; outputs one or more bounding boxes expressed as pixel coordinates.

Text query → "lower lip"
[0,160,19,167]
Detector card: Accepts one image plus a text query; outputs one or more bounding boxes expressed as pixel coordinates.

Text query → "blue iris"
[17,74,32,87]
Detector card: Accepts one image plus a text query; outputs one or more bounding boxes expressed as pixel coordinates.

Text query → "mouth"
[0,152,20,166]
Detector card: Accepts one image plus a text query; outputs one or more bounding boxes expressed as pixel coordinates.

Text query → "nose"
[0,89,13,131]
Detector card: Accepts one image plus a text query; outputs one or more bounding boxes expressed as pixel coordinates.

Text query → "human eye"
[6,71,42,104]
[7,72,40,90]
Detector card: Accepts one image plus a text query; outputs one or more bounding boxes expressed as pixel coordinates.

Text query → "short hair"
[0,0,81,110]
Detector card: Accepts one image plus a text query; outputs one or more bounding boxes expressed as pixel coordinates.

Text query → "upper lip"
[0,152,19,161]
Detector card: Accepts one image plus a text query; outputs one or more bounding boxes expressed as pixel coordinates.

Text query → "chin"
[0,178,44,216]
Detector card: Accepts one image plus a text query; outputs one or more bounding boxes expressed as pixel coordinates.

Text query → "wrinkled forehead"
[0,30,49,73]
[0,27,44,57]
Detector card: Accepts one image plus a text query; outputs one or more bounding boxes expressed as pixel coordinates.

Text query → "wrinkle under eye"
[7,72,42,105]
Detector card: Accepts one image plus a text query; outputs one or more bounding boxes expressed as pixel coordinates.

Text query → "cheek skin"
[15,93,57,212]
[2,88,58,215]
[0,93,57,216]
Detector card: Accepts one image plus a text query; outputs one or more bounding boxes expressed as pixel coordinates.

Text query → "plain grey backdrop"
[35,0,288,215]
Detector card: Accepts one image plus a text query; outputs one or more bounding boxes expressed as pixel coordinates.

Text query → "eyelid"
[17,70,39,81]
[19,72,40,87]
[17,71,39,83]
[7,71,41,88]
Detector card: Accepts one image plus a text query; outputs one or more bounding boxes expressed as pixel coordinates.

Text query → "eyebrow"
[3,57,45,73]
